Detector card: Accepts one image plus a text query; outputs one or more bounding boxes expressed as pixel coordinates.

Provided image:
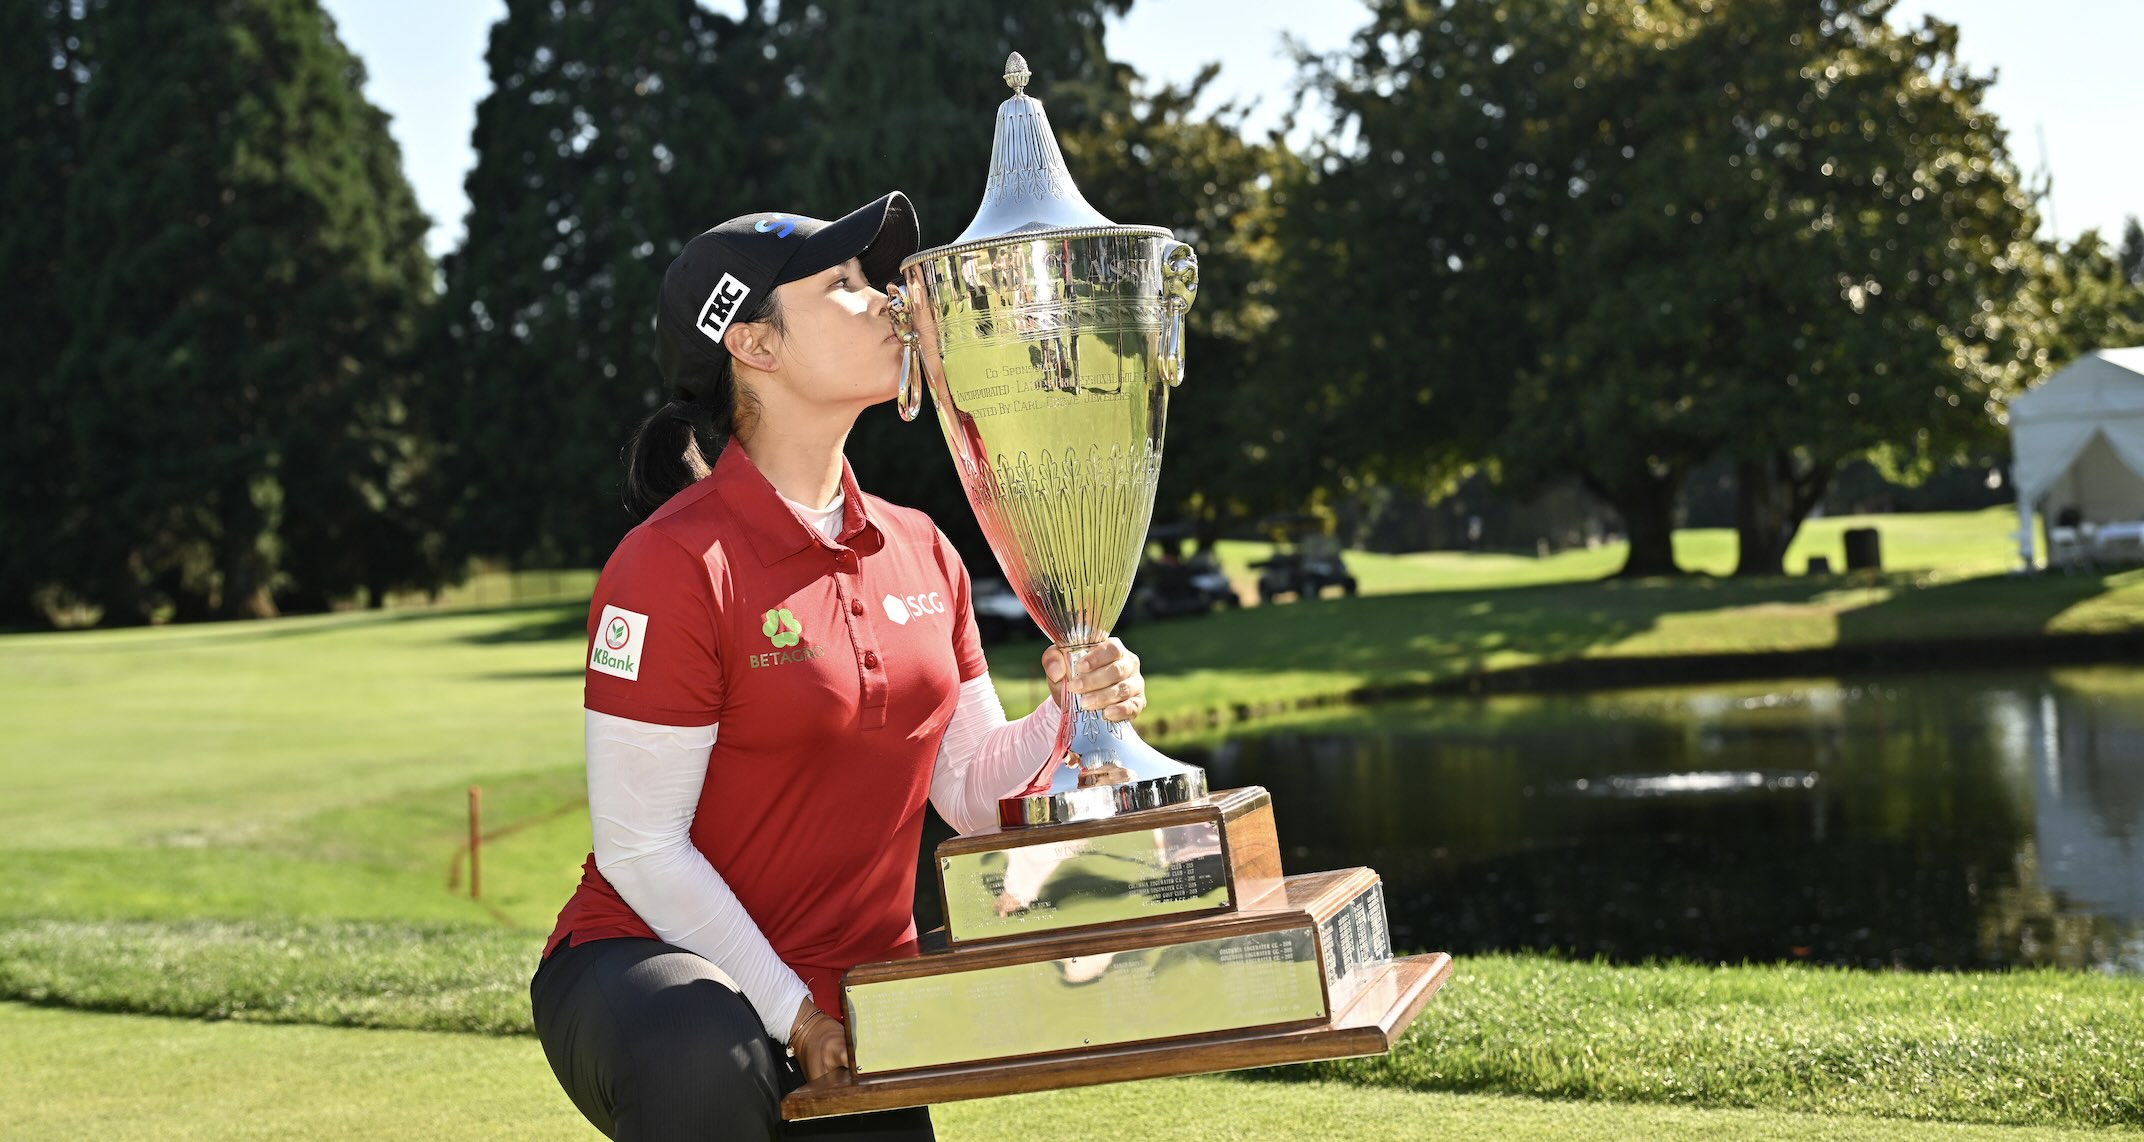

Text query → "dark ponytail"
[622,291,782,521]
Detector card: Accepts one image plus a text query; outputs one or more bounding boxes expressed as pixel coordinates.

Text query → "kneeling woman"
[530,193,1149,1141]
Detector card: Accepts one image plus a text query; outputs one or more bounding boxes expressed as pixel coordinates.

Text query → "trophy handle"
[888,281,924,421]
[1157,244,1199,387]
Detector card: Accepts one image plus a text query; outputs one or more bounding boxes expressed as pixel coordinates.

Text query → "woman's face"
[763,256,901,409]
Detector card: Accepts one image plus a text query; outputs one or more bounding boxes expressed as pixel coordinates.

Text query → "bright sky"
[322,0,2142,259]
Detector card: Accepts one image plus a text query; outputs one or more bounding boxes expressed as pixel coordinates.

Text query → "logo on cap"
[753,214,798,238]
[696,273,752,344]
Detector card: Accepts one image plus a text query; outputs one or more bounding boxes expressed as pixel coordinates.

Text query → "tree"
[1498,0,2044,578]
[430,0,1144,577]
[1058,68,1291,550]
[2120,216,2144,289]
[1284,0,2043,578]
[1681,3,2039,576]
[0,1,85,623]
[2011,230,2144,369]
[1272,0,1571,549]
[53,0,434,621]
[430,0,786,571]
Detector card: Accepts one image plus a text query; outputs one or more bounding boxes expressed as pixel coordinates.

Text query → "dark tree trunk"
[215,480,278,621]
[1732,451,1836,577]
[1588,470,1683,578]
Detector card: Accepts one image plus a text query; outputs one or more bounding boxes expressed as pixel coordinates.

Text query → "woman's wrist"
[788,999,826,1048]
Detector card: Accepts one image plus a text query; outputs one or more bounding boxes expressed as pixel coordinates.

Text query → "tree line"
[5,0,2142,626]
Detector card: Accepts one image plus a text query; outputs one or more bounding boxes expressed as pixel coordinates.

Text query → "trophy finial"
[954,53,1115,244]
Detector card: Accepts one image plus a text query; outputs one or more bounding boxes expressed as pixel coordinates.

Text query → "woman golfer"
[530,192,1149,1141]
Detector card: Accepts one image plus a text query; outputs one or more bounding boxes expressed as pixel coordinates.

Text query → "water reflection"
[1163,668,2144,974]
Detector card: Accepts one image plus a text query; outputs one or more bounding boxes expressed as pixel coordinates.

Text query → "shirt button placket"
[839,546,888,729]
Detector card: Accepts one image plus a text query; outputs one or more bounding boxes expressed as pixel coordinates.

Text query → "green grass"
[0,606,584,850]
[6,906,2142,1129]
[6,1002,2127,1141]
[7,508,2144,1134]
[1207,505,2028,598]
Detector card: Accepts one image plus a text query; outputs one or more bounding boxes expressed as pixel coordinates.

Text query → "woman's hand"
[1041,637,1146,723]
[789,1000,850,1081]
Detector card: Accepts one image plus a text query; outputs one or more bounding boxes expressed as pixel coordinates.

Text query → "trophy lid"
[950,53,1119,245]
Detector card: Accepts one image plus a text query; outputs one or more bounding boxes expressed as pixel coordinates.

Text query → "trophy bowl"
[889,55,1207,828]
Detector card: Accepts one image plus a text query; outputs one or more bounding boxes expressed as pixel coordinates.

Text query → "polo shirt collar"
[712,441,885,565]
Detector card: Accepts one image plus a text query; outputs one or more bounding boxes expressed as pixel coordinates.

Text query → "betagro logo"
[751,607,821,669]
[761,608,802,647]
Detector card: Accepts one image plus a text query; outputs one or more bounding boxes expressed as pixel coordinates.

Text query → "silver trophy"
[780,58,1445,1122]
[888,53,1206,827]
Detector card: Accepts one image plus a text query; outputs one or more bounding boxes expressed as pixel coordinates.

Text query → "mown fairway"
[12,1002,2133,1142]
[5,509,2144,1135]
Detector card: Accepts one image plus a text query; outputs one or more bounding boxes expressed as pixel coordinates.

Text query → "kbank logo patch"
[761,608,803,648]
[589,604,648,681]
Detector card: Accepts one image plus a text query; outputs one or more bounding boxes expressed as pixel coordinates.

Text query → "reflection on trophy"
[886,51,1206,830]
[781,54,1450,1122]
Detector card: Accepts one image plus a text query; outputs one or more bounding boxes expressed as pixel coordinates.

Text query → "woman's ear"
[724,320,781,373]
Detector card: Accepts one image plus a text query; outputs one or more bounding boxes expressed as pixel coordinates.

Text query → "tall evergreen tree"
[432,0,785,569]
[55,0,434,621]
[0,1,87,623]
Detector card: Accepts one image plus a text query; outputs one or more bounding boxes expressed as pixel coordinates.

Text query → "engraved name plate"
[941,819,1231,941]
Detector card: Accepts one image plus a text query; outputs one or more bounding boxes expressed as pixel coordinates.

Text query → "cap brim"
[779,192,920,291]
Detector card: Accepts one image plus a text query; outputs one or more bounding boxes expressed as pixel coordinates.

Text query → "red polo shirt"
[544,442,988,1020]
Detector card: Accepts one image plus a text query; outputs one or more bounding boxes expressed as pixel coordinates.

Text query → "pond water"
[1148,668,2144,974]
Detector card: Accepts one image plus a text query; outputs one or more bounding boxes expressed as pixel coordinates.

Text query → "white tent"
[2009,347,2144,569]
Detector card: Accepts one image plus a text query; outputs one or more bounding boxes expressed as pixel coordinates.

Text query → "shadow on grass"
[1132,573,1877,686]
[1835,570,2129,644]
[454,603,589,645]
[1127,567,2144,703]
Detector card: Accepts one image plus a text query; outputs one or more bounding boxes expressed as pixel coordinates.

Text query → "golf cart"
[1249,514,1357,604]
[1127,523,1240,621]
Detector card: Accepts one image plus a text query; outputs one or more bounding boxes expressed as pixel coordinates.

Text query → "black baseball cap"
[654,191,919,397]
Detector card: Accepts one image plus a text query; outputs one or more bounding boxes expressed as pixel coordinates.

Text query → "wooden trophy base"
[781,952,1451,1120]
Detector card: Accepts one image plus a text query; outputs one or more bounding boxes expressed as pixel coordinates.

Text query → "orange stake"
[468,785,482,901]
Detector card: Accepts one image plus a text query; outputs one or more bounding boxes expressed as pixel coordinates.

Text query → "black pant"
[531,936,934,1142]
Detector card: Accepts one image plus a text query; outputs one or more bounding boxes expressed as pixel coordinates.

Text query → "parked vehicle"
[970,577,1034,644]
[1128,524,1240,620]
[1249,515,1357,604]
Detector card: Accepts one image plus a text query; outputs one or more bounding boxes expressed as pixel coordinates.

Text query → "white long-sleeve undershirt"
[584,674,1059,1043]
